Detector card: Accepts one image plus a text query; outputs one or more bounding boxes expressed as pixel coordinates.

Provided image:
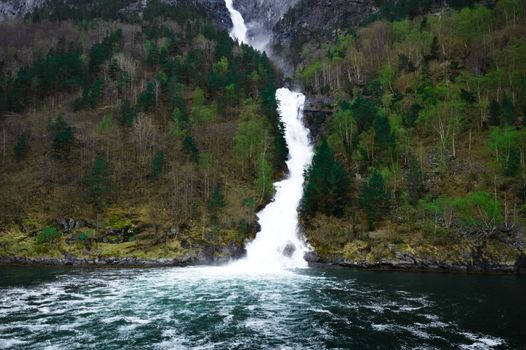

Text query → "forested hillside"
[0,0,286,263]
[297,0,526,267]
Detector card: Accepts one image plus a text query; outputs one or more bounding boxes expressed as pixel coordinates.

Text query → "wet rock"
[516,254,526,274]
[282,242,296,257]
[303,251,320,263]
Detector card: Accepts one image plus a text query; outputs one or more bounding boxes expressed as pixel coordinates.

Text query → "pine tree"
[327,161,351,217]
[49,116,75,157]
[182,135,199,162]
[119,100,137,127]
[139,83,156,111]
[373,114,394,149]
[488,99,501,126]
[301,140,350,218]
[505,148,521,177]
[502,95,517,126]
[351,94,377,133]
[360,169,390,230]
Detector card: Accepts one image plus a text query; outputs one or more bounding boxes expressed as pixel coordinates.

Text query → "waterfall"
[225,0,249,44]
[225,1,314,270]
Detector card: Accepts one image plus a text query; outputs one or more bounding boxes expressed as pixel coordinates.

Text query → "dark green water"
[0,266,524,349]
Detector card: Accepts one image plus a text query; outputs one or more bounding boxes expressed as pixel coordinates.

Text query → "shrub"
[37,226,61,244]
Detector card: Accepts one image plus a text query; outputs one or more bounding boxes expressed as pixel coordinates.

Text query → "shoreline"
[2,255,525,275]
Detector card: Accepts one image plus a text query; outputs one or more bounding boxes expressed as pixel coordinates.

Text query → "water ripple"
[0,266,517,350]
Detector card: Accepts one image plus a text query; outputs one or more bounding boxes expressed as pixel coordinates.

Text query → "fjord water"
[1,266,525,349]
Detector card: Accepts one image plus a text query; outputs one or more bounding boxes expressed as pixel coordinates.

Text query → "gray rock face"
[272,0,374,64]
[0,0,47,17]
[233,0,298,50]
[281,241,296,257]
[0,0,231,29]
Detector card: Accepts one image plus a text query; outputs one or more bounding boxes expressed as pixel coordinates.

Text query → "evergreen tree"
[505,148,521,177]
[359,169,390,230]
[83,79,103,109]
[301,140,350,218]
[351,94,377,133]
[488,99,501,126]
[327,161,351,217]
[501,95,517,125]
[119,100,137,127]
[373,114,394,149]
[49,116,75,157]
[139,83,156,111]
[84,156,110,209]
[182,135,199,162]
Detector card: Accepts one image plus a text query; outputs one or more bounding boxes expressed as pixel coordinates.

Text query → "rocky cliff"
[0,0,46,17]
[0,0,232,29]
[272,0,375,65]
[233,0,299,50]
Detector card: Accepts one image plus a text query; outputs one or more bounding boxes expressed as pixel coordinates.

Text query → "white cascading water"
[225,1,314,271]
[225,0,249,44]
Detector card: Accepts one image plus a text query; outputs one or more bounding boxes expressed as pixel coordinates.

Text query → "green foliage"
[89,29,123,74]
[5,47,84,112]
[82,79,103,109]
[255,155,274,201]
[84,156,110,209]
[49,116,75,157]
[119,100,137,127]
[359,169,390,230]
[328,108,354,158]
[373,114,394,150]
[97,115,114,133]
[139,83,156,111]
[351,94,378,134]
[106,212,132,230]
[37,226,61,244]
[301,140,351,218]
[453,192,503,234]
[78,230,93,249]
[488,99,501,126]
[489,127,525,176]
[501,95,517,126]
[14,133,29,161]
[182,136,199,162]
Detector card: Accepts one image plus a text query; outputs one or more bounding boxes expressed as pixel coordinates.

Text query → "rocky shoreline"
[304,252,526,275]
[2,253,526,275]
[0,255,217,268]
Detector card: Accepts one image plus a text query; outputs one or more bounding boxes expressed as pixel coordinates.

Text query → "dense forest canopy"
[296,0,526,260]
[0,0,288,260]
